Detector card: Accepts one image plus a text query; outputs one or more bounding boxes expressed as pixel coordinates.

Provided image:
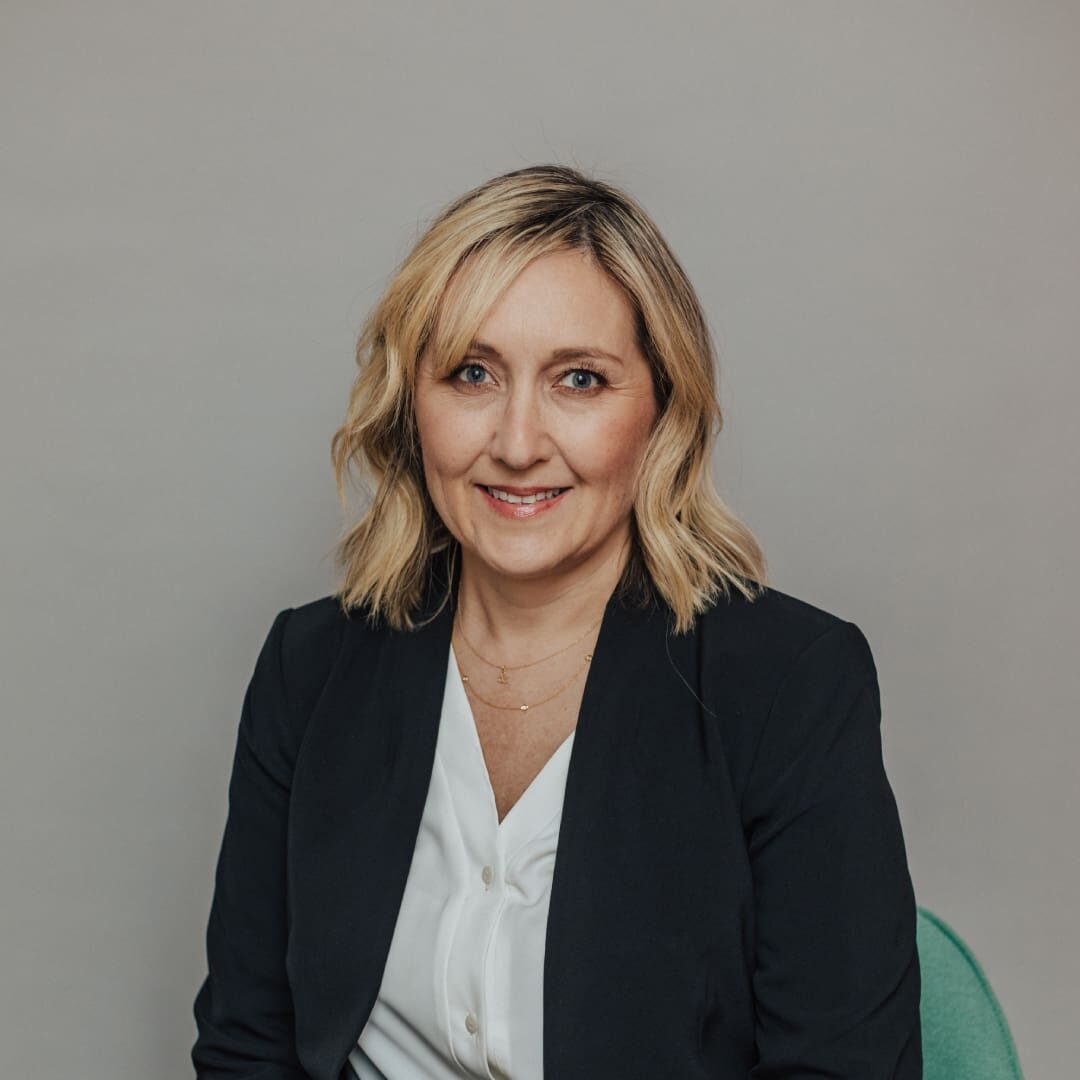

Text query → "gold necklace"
[451,618,597,713]
[454,606,604,686]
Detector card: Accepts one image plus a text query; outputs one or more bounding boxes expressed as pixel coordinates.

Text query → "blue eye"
[560,368,603,391]
[455,363,488,385]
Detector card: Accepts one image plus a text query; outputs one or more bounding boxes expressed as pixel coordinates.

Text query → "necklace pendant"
[520,703,529,711]
[497,665,510,685]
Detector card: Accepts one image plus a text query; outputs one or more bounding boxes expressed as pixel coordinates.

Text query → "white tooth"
[487,487,561,504]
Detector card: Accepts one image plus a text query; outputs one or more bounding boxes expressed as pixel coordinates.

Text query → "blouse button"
[465,1011,479,1034]
[481,864,494,886]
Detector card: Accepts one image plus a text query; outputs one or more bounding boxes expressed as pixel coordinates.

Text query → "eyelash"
[448,360,609,394]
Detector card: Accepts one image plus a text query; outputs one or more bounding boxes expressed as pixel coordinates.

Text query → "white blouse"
[348,641,577,1080]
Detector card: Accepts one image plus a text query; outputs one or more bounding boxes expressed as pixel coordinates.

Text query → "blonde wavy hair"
[330,164,768,633]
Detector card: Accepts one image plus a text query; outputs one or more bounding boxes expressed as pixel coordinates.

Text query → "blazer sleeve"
[191,608,310,1079]
[741,620,922,1079]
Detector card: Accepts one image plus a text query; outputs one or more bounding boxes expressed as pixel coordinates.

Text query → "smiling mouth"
[479,484,570,505]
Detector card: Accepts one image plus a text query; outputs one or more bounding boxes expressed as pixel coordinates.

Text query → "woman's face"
[414,248,659,588]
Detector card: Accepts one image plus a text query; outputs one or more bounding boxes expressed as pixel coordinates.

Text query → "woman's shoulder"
[271,593,356,711]
[693,583,881,789]
[697,579,876,682]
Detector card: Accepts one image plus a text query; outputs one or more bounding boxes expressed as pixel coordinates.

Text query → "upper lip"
[478,483,570,495]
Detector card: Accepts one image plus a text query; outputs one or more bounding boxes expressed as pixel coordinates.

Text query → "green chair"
[917,905,1024,1079]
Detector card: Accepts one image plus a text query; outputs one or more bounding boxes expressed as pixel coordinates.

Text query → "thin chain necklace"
[451,611,601,713]
[454,605,603,687]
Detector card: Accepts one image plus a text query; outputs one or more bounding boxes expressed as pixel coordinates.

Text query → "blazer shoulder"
[694,583,879,801]
[701,580,875,678]
[276,593,352,715]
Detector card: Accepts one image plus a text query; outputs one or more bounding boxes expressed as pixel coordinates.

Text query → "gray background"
[2,3,1076,1076]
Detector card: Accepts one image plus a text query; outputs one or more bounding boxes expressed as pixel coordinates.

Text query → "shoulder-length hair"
[329,164,768,634]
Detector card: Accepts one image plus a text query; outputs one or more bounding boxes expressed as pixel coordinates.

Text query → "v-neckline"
[447,642,576,845]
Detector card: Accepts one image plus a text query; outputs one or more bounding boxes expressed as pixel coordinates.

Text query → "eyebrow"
[466,339,626,366]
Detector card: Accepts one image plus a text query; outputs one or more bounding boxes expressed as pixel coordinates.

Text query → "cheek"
[572,413,653,493]
[416,403,477,475]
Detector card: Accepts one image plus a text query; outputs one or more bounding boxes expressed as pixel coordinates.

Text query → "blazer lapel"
[542,585,667,1077]
[287,551,671,1080]
[287,556,458,1080]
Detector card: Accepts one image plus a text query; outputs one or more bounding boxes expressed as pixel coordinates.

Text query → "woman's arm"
[192,608,310,1079]
[741,620,922,1078]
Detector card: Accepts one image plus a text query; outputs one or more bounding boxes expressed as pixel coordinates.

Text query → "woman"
[191,165,922,1079]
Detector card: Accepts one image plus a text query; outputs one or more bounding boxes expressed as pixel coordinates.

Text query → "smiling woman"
[327,165,763,637]
[413,247,661,599]
[192,165,922,1079]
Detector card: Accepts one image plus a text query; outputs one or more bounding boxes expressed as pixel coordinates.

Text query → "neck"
[452,536,631,662]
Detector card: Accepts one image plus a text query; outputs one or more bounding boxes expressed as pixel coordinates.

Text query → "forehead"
[438,248,638,358]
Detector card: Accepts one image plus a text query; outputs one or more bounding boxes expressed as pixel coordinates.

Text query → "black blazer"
[192,553,922,1079]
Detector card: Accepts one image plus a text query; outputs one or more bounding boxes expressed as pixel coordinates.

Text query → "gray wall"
[2,3,1076,1076]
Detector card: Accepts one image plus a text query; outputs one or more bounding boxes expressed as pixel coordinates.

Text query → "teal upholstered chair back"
[916,906,1024,1079]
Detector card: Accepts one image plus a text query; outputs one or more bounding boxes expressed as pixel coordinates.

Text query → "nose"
[486,382,552,470]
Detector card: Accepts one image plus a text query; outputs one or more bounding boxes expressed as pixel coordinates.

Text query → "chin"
[470,545,572,580]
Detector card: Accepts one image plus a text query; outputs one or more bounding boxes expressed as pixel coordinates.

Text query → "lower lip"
[477,485,571,519]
